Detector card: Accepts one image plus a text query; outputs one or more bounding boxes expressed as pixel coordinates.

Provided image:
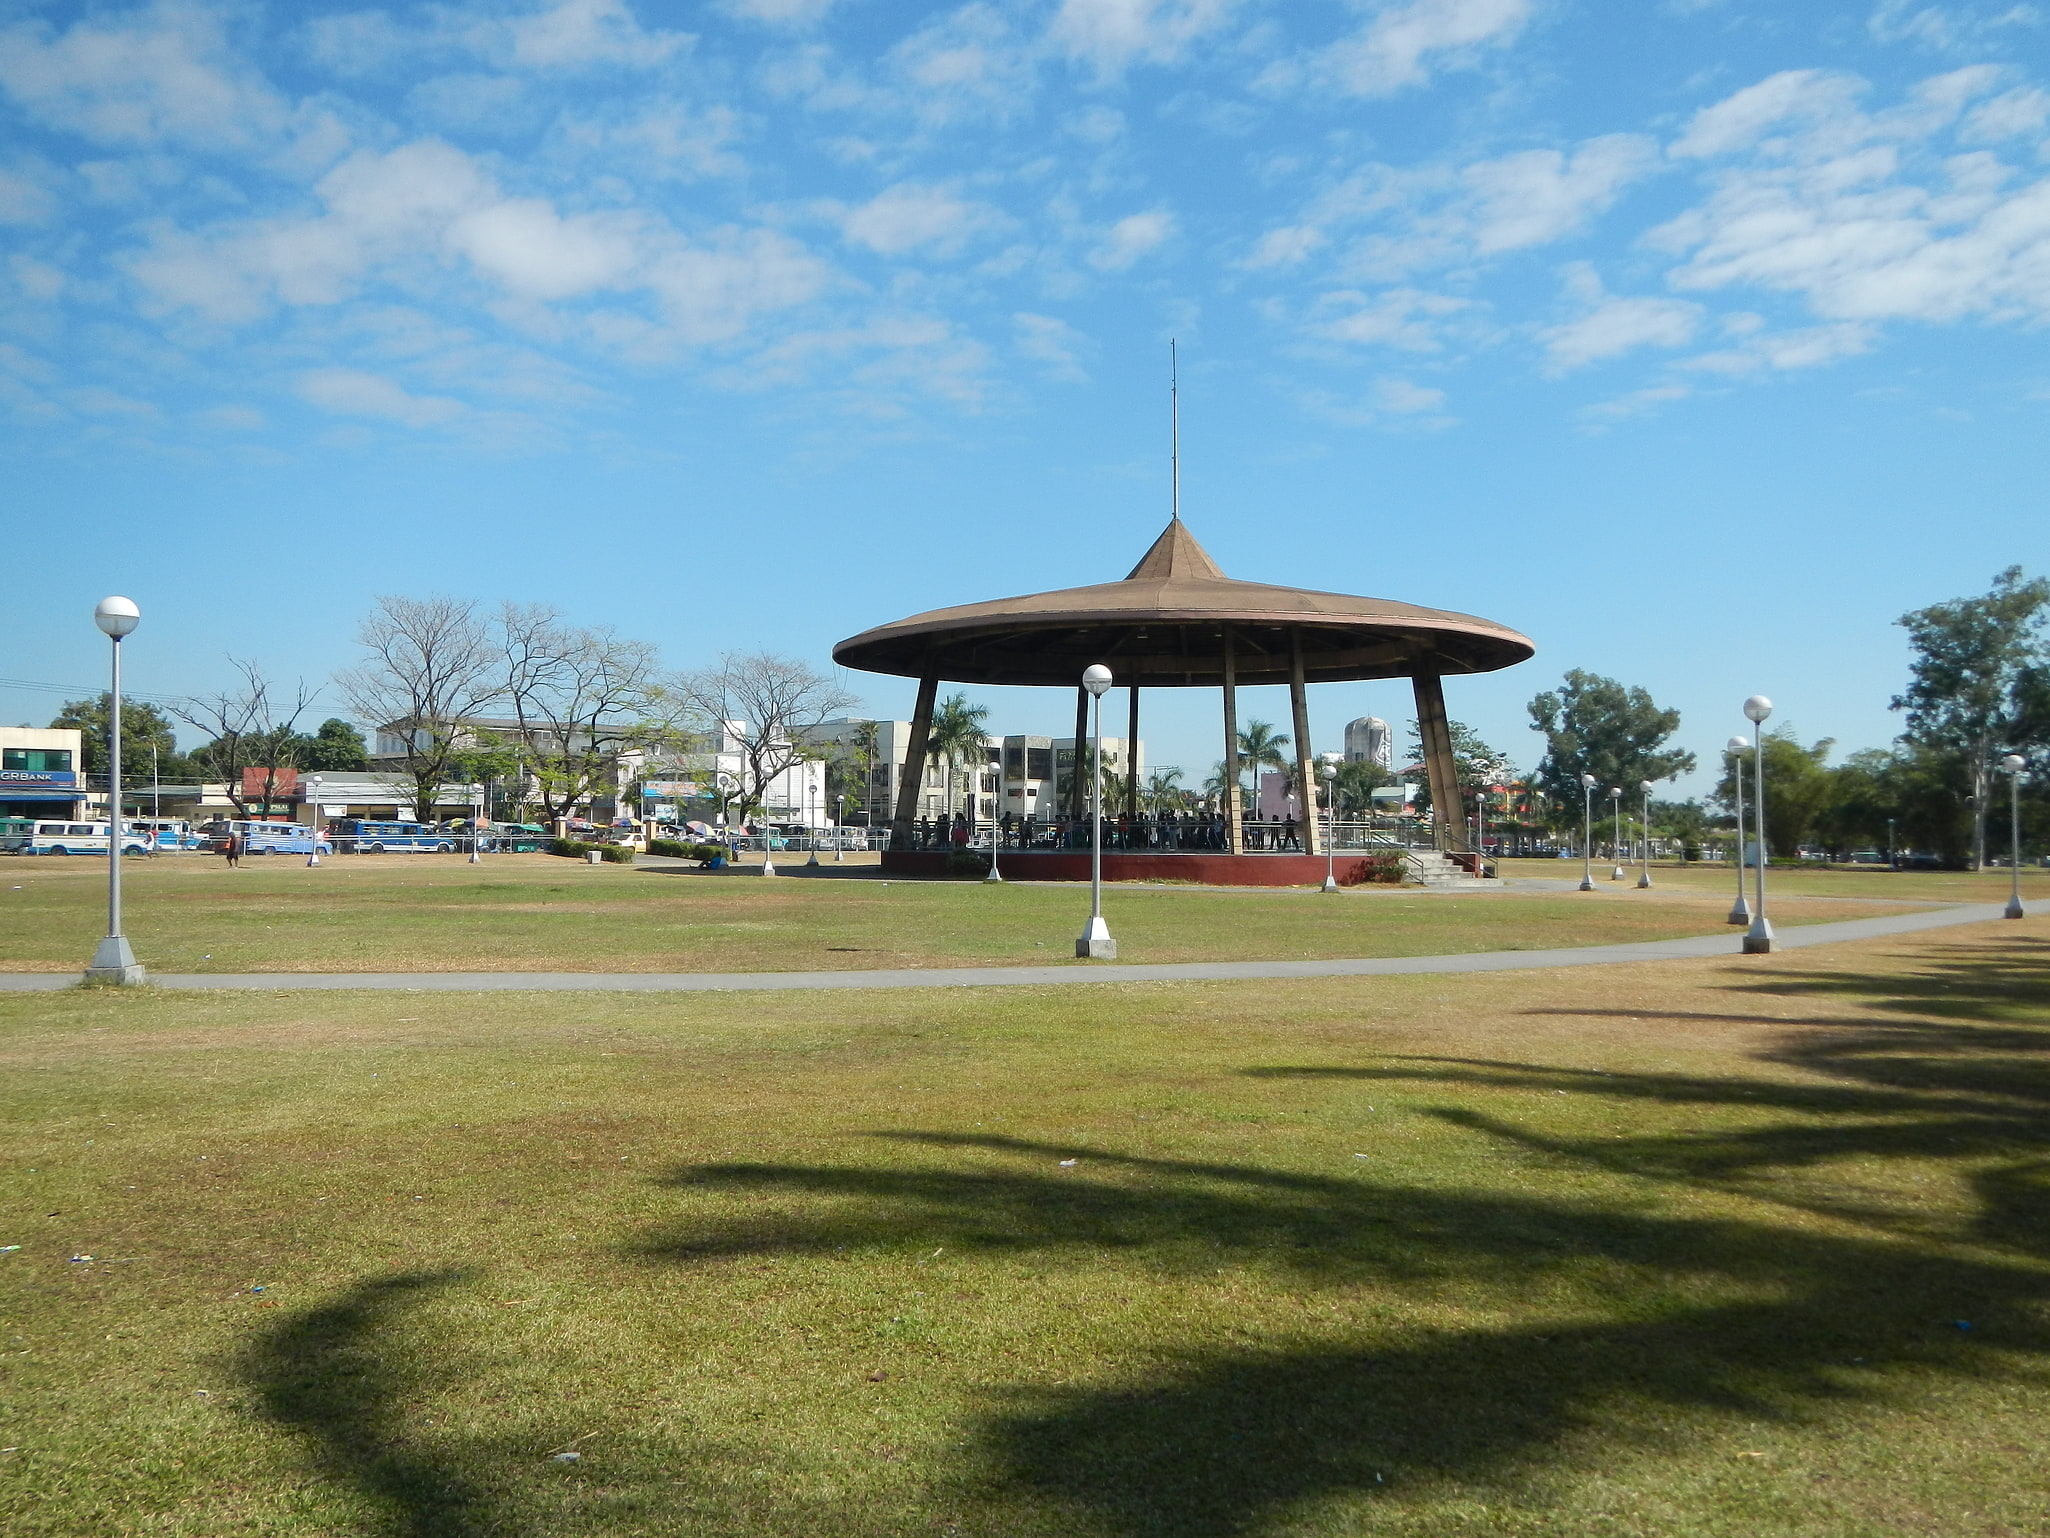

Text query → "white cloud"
[1244,224,1325,269]
[1371,376,1447,412]
[1656,69,2050,327]
[1091,208,1176,269]
[1868,0,2043,50]
[1316,287,1470,351]
[124,138,833,349]
[1013,312,1092,378]
[1049,0,1244,73]
[0,0,291,152]
[1540,266,1702,371]
[841,184,1003,256]
[0,164,57,226]
[501,0,689,70]
[1681,322,1878,373]
[1668,70,1867,160]
[304,0,689,77]
[722,0,842,24]
[1294,0,1532,97]
[886,5,1039,125]
[1961,85,2050,140]
[298,368,466,426]
[1464,135,1659,252]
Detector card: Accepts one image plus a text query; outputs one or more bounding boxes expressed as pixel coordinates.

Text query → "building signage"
[0,770,78,785]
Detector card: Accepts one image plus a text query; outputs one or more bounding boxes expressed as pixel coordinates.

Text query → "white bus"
[15,820,152,856]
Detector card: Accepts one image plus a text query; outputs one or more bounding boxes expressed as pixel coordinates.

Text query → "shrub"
[943,850,991,878]
[1339,852,1406,886]
[549,838,635,864]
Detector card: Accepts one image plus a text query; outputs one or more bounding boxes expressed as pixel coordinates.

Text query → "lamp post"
[1076,663,1116,958]
[806,774,820,868]
[2003,754,2027,919]
[1636,780,1654,889]
[1725,736,1751,925]
[1578,772,1597,892]
[1320,757,1340,893]
[1887,817,1896,871]
[1742,696,1775,953]
[1609,786,1624,879]
[835,791,845,862]
[87,597,146,985]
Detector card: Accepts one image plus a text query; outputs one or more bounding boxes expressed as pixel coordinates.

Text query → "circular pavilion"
[834,518,1534,882]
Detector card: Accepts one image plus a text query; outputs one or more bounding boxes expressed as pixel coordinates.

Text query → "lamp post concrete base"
[1075,917,1117,959]
[1741,919,1776,954]
[1578,876,1596,892]
[86,935,146,986]
[1727,899,1751,925]
[1636,871,1651,889]
[984,864,1004,883]
[2007,898,2026,920]
[1611,865,1625,881]
[1321,872,1340,892]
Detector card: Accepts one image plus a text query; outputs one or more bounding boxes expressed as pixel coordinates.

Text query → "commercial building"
[0,727,86,821]
[806,718,1139,826]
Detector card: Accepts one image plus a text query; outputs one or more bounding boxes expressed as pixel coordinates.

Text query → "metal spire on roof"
[1170,338,1179,525]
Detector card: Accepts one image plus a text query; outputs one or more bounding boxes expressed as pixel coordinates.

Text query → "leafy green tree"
[1330,758,1390,816]
[49,694,177,776]
[924,692,991,826]
[1715,727,1835,857]
[1891,566,2050,868]
[295,718,369,772]
[1404,719,1514,817]
[1527,670,1696,813]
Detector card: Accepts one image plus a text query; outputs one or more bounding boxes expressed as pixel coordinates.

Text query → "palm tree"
[924,692,991,831]
[1235,720,1291,815]
[852,719,882,820]
[1145,766,1184,812]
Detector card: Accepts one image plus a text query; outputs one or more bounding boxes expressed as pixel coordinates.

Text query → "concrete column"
[893,675,938,843]
[1125,684,1141,822]
[1288,628,1323,856]
[1222,627,1244,855]
[1412,670,1466,853]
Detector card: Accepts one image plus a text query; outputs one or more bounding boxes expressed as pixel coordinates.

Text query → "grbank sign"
[0,771,78,785]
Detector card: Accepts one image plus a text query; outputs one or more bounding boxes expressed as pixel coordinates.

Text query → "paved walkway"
[0,904,2012,994]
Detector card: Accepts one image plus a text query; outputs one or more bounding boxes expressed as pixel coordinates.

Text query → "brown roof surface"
[833,521,1534,688]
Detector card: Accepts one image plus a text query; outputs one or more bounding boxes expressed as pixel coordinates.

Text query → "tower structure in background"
[1344,716,1392,770]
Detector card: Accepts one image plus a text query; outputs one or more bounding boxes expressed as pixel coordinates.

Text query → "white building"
[1,727,86,821]
[1344,716,1393,770]
[805,719,1140,825]
[639,722,827,828]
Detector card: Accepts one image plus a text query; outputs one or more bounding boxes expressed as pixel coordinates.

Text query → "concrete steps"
[1407,850,1505,890]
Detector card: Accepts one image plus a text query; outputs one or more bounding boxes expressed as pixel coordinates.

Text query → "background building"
[1344,716,1393,770]
[0,727,85,821]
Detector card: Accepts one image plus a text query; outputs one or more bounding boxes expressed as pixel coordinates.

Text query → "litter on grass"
[550,1451,582,1463]
[1058,1159,1078,1168]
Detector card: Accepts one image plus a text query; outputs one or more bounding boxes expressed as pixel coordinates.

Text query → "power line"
[0,676,194,707]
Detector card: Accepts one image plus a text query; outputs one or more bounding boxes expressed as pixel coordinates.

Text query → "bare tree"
[671,653,857,825]
[499,602,665,826]
[337,596,501,822]
[170,659,314,818]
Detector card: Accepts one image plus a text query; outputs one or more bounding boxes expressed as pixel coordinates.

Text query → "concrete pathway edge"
[0,904,2012,994]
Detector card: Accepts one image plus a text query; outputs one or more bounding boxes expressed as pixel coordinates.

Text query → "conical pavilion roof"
[832,520,1534,689]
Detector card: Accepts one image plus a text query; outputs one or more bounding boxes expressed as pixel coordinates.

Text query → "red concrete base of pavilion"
[880,849,1405,886]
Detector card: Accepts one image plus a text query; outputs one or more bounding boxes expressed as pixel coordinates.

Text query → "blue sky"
[2,0,2046,793]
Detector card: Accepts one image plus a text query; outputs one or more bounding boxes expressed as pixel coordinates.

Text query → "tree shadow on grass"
[633,1134,2050,1537]
[239,1270,496,1538]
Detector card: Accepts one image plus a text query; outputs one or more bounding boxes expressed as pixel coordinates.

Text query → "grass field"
[3,913,2049,1535]
[0,853,1990,974]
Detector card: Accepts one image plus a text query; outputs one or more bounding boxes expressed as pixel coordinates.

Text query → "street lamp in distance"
[1320,757,1340,893]
[1636,780,1654,889]
[87,597,146,986]
[1725,736,1751,925]
[1609,785,1624,880]
[1075,663,1116,958]
[1578,773,1598,892]
[2002,754,2027,919]
[1741,695,1775,954]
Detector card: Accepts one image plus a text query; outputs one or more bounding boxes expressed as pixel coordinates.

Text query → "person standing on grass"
[224,829,244,868]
